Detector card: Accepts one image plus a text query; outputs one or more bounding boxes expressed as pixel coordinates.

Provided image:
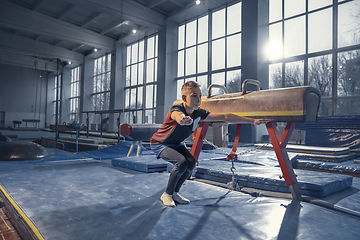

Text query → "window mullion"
[184,22,187,79]
[208,9,212,86]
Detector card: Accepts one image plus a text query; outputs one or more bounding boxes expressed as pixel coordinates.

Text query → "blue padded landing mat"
[113,148,353,198]
[190,160,352,198]
[294,160,360,176]
[256,144,352,156]
[292,152,356,162]
[256,144,356,162]
[112,155,167,172]
[295,115,360,156]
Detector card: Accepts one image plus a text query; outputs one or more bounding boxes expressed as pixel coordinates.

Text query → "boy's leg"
[159,147,189,195]
[173,145,196,193]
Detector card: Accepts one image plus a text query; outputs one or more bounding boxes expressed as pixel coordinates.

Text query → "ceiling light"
[94,48,98,52]
[196,0,201,5]
[132,29,137,34]
[68,61,72,65]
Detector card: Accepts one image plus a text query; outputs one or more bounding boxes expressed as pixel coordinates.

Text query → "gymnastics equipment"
[0,141,50,161]
[120,124,162,156]
[188,80,321,201]
[174,79,320,123]
[120,80,321,200]
[0,133,11,144]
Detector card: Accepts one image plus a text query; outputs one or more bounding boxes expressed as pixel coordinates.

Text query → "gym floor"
[0,130,360,240]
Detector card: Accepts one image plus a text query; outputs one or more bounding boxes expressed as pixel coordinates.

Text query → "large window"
[93,54,111,111]
[125,34,158,124]
[92,53,111,124]
[176,1,242,98]
[69,66,80,122]
[266,0,360,115]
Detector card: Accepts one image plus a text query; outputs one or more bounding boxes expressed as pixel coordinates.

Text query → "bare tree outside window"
[226,70,242,93]
[92,54,111,126]
[338,50,360,96]
[337,50,360,114]
[269,63,282,89]
[308,55,332,97]
[336,0,360,115]
[285,61,304,87]
[309,55,333,115]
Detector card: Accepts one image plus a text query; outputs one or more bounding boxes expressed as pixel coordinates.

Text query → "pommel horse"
[120,124,162,156]
[180,79,321,201]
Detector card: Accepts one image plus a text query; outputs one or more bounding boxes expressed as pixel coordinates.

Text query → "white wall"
[0,64,47,128]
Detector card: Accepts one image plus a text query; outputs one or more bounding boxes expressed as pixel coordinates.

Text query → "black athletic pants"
[159,145,196,195]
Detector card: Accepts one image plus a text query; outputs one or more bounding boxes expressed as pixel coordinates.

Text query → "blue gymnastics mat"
[110,149,353,198]
[292,152,356,162]
[256,144,352,156]
[177,148,353,198]
[112,155,167,172]
[184,159,353,198]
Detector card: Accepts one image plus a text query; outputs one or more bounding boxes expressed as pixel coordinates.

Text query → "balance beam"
[23,119,40,128]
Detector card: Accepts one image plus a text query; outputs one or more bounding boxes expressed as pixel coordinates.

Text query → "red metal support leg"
[227,124,241,161]
[266,122,302,201]
[191,122,210,163]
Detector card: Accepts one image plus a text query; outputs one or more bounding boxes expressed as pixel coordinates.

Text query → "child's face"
[183,86,202,110]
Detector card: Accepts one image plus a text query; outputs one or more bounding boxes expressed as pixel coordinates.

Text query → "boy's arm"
[204,112,269,125]
[171,111,193,126]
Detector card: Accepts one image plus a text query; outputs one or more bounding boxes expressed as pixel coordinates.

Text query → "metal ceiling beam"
[0,50,58,72]
[80,12,102,28]
[119,26,157,44]
[101,20,129,35]
[169,0,184,7]
[54,40,65,46]
[167,0,209,22]
[148,0,168,9]
[71,44,84,51]
[58,3,76,20]
[0,1,115,51]
[33,0,44,11]
[0,29,83,64]
[67,0,165,30]
[167,0,238,22]
[34,35,42,41]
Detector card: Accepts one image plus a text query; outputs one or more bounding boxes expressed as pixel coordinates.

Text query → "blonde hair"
[181,81,200,95]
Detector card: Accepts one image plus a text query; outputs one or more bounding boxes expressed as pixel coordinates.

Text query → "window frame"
[176,1,243,97]
[69,66,81,123]
[266,0,360,116]
[124,34,158,124]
